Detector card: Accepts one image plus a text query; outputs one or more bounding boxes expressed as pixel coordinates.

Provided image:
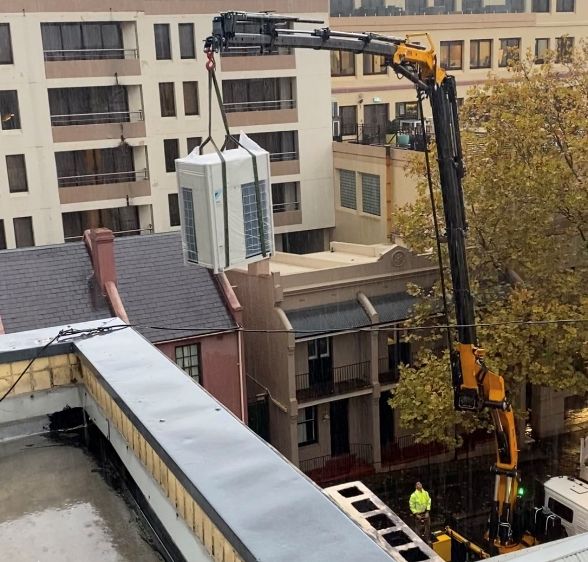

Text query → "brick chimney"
[84,228,117,292]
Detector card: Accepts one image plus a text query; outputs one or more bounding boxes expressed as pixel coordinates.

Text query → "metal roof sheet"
[285,299,371,339]
[62,320,393,562]
[369,293,418,324]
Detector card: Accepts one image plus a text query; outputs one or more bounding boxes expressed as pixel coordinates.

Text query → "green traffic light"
[517,487,525,497]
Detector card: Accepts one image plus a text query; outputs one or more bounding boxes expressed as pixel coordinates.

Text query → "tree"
[390,45,588,447]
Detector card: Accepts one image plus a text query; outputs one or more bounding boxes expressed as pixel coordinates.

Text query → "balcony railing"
[51,110,144,127]
[300,443,374,485]
[273,201,300,213]
[336,123,430,152]
[223,99,296,113]
[378,357,401,385]
[57,168,148,188]
[44,48,138,61]
[296,361,371,402]
[330,5,525,17]
[269,151,297,162]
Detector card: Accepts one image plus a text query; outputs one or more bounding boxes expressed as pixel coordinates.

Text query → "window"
[241,180,271,259]
[440,41,463,70]
[470,39,492,69]
[535,39,550,63]
[241,131,297,161]
[175,344,201,383]
[222,77,294,111]
[0,24,13,64]
[55,146,134,187]
[339,105,357,136]
[187,136,202,154]
[548,497,574,522]
[297,407,318,446]
[0,220,5,250]
[181,187,198,262]
[499,38,521,67]
[463,0,483,10]
[48,85,130,126]
[169,193,180,226]
[339,169,356,210]
[396,101,420,119]
[271,182,299,213]
[164,138,179,173]
[154,24,171,60]
[532,0,550,11]
[62,207,139,240]
[556,37,574,63]
[308,338,329,360]
[330,50,355,76]
[6,155,28,193]
[363,54,386,75]
[41,22,124,61]
[0,90,21,130]
[556,0,574,11]
[183,81,199,115]
[178,23,195,59]
[361,173,381,216]
[13,216,34,248]
[159,82,176,117]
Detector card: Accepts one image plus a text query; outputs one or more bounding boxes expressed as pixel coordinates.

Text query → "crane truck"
[204,11,576,557]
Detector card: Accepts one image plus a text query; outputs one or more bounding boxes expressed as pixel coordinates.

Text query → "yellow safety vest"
[409,489,431,515]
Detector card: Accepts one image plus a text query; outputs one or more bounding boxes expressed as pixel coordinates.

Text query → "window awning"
[369,293,418,325]
[285,300,370,339]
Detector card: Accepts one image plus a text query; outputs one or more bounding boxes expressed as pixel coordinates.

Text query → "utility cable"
[0,325,130,404]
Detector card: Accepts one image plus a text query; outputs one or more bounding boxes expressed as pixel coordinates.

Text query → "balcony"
[378,357,401,385]
[58,169,150,205]
[330,0,528,17]
[51,110,145,143]
[336,123,430,152]
[273,201,302,228]
[300,443,374,486]
[44,48,140,78]
[296,361,371,402]
[381,435,448,468]
[223,77,298,127]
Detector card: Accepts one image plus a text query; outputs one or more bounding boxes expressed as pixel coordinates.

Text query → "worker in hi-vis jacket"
[410,481,432,545]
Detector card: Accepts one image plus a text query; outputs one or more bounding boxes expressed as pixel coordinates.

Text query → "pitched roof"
[113,232,237,343]
[0,243,111,334]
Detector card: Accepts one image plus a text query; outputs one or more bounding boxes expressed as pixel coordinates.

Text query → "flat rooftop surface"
[0,434,163,562]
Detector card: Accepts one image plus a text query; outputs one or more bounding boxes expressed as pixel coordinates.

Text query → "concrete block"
[49,354,69,369]
[0,374,14,395]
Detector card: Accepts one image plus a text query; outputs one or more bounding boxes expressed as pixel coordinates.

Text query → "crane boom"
[206,11,520,550]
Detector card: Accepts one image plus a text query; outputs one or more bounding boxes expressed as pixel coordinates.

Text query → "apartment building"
[0,1,334,253]
[329,0,586,243]
[227,242,438,483]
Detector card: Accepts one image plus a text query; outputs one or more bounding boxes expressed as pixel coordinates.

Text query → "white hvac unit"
[175,133,274,273]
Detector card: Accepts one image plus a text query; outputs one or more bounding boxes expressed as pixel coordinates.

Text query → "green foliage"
[391,44,588,446]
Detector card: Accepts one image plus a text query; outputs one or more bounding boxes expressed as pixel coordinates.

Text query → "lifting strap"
[200,50,267,269]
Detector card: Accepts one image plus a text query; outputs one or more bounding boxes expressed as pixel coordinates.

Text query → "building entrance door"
[330,399,350,457]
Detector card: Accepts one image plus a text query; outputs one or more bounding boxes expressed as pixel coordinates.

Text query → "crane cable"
[416,88,453,352]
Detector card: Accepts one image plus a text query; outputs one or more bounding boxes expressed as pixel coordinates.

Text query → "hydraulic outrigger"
[206,11,521,554]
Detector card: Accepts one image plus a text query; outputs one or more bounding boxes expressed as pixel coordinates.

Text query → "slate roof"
[0,243,111,334]
[113,233,237,343]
